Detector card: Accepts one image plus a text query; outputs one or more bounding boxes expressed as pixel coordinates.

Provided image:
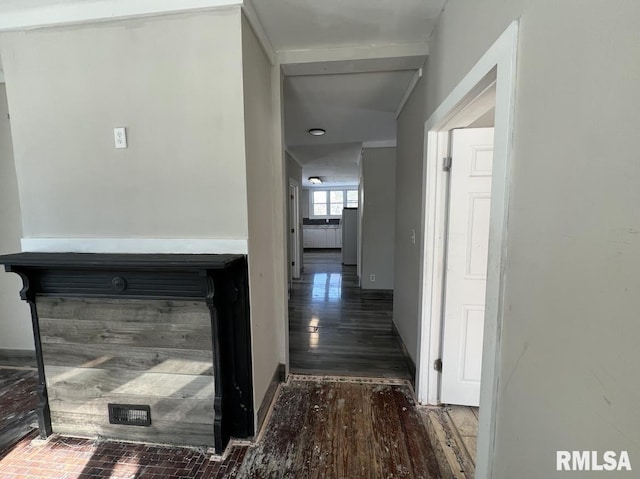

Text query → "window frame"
[308,187,359,219]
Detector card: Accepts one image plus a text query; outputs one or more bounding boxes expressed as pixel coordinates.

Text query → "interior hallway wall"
[360,147,396,290]
[0,83,33,351]
[300,188,310,219]
[242,14,281,424]
[395,0,640,476]
[392,71,427,362]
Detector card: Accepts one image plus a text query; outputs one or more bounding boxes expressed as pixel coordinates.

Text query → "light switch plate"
[114,127,127,149]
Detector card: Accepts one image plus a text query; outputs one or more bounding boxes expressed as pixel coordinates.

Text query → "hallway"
[289,251,411,379]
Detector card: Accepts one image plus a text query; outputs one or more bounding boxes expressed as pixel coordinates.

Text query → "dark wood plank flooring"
[289,251,410,379]
[239,378,442,478]
[0,368,38,453]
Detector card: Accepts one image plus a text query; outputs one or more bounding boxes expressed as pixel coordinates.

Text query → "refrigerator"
[341,207,358,265]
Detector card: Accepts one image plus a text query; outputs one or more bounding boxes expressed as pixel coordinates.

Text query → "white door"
[440,128,494,406]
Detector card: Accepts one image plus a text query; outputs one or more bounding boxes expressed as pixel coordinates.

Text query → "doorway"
[281,62,418,381]
[415,21,518,479]
[440,127,494,408]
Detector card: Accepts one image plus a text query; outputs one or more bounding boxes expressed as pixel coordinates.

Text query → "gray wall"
[0,10,248,240]
[392,71,427,362]
[360,148,396,290]
[242,14,280,420]
[0,83,33,351]
[395,0,640,476]
[300,188,310,219]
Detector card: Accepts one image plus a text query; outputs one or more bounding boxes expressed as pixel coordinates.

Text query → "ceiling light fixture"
[308,177,322,184]
[308,128,326,136]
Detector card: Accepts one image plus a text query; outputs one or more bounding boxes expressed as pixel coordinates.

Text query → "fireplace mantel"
[0,252,254,453]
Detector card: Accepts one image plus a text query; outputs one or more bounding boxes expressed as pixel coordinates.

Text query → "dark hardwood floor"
[239,378,442,478]
[289,250,411,379]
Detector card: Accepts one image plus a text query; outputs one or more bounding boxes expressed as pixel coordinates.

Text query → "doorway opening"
[282,62,419,381]
[415,21,518,479]
[430,124,496,476]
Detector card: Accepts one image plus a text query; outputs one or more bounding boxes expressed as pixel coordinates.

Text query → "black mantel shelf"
[0,252,254,453]
[0,252,243,270]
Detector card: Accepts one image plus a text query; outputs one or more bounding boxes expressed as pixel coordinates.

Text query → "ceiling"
[250,0,445,51]
[289,143,362,188]
[257,0,446,188]
[284,70,415,147]
[284,69,417,187]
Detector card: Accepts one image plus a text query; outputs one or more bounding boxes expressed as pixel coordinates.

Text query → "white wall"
[241,14,280,421]
[0,83,33,351]
[360,147,396,290]
[396,0,640,476]
[0,9,248,241]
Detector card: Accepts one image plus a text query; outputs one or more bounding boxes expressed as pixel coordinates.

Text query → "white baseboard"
[21,237,248,255]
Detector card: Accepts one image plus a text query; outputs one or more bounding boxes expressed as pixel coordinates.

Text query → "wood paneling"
[39,297,215,447]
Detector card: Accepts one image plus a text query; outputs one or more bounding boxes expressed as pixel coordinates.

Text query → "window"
[347,190,358,208]
[329,191,344,215]
[310,189,358,217]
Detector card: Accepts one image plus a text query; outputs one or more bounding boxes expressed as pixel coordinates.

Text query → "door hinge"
[291,228,295,233]
[434,358,443,372]
[291,261,295,266]
[442,157,452,172]
[290,194,294,200]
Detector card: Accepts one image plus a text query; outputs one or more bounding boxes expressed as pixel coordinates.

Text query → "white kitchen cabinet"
[314,229,328,247]
[326,229,336,248]
[303,226,343,248]
[303,229,313,248]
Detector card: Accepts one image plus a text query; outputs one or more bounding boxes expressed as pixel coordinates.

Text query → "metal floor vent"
[108,403,152,427]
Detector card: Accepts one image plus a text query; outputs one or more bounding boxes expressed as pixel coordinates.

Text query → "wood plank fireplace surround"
[0,253,254,454]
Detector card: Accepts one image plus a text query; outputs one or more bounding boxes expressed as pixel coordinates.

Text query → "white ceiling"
[250,0,446,51]
[284,69,419,188]
[289,143,362,188]
[262,0,445,189]
[284,70,415,147]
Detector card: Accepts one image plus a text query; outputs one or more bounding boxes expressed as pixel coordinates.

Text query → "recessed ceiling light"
[308,128,326,136]
[308,177,322,184]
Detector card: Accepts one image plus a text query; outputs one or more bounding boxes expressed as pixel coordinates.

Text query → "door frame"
[415,21,518,479]
[288,179,301,280]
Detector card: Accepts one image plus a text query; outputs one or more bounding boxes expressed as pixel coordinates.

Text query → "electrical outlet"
[369,274,376,282]
[114,127,127,149]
